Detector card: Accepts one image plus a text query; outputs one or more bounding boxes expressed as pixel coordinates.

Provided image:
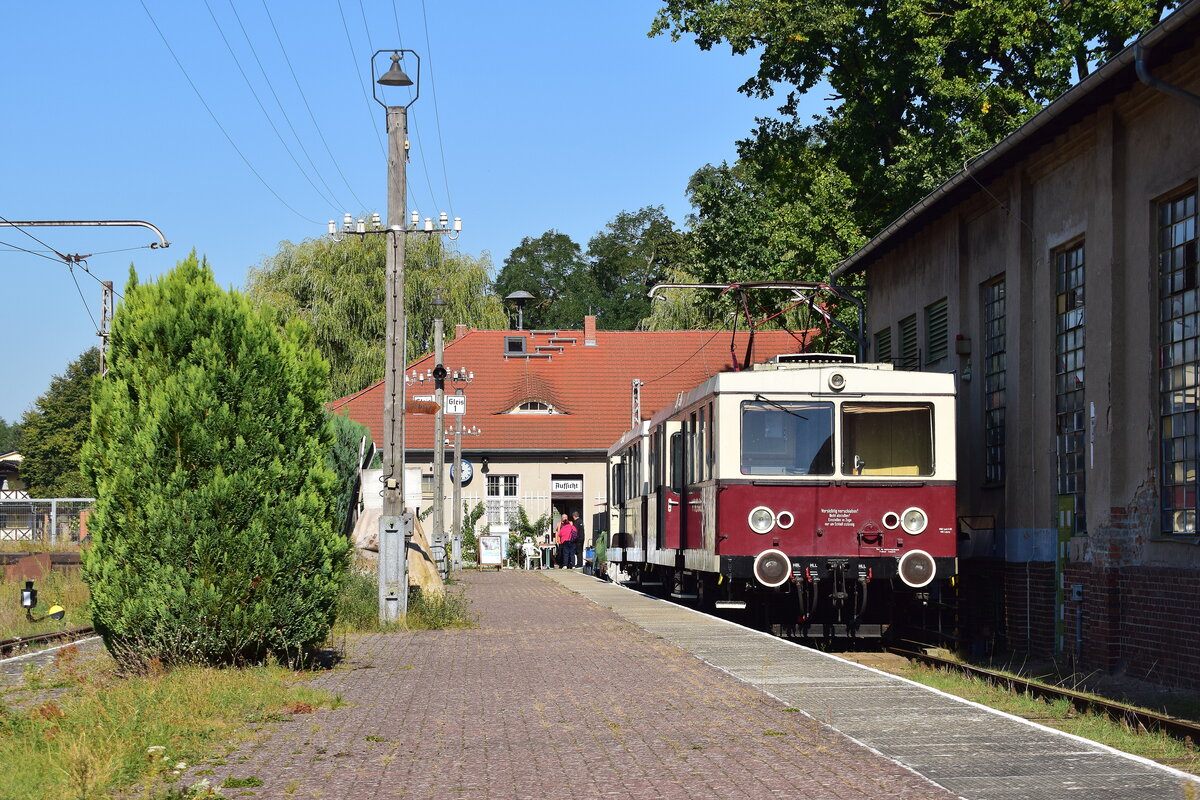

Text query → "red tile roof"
[329,325,815,452]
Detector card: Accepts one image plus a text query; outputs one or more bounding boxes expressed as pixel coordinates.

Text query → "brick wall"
[1001,561,1056,659]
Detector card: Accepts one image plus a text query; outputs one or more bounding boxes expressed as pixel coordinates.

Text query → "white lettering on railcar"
[821,508,859,527]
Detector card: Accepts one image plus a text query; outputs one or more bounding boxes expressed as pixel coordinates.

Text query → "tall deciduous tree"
[246,234,506,399]
[82,254,348,665]
[652,0,1173,229]
[18,348,99,498]
[493,230,591,330]
[585,206,689,330]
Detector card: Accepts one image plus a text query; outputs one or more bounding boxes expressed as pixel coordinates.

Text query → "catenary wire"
[138,0,321,224]
[260,0,371,213]
[225,0,349,213]
[66,264,101,334]
[202,0,341,211]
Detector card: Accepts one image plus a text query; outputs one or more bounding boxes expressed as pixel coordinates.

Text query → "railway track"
[0,626,95,659]
[639,583,1200,747]
[887,645,1200,745]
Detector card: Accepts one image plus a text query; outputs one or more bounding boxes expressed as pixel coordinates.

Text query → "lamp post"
[430,289,448,579]
[447,369,478,569]
[375,49,416,624]
[329,50,461,623]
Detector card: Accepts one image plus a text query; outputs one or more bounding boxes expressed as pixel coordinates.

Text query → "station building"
[330,317,808,546]
[830,4,1200,686]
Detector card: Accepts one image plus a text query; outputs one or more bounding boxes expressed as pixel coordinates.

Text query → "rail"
[0,626,95,659]
[888,646,1200,744]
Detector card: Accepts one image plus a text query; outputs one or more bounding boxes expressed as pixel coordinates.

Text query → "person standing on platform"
[557,513,577,569]
[572,511,586,570]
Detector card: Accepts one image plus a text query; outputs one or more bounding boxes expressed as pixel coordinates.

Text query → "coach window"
[649,428,661,489]
[740,400,834,475]
[706,402,715,478]
[842,403,934,476]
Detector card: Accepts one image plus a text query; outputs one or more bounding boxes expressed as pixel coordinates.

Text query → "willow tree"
[81,253,348,665]
[246,234,507,399]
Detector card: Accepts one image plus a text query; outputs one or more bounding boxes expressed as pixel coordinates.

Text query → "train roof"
[606,358,957,453]
[652,361,957,427]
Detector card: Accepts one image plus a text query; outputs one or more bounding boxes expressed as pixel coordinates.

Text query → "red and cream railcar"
[606,355,957,634]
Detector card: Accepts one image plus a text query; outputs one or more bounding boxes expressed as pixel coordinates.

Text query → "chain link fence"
[0,499,95,545]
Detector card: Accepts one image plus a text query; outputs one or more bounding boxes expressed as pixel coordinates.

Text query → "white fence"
[0,499,94,544]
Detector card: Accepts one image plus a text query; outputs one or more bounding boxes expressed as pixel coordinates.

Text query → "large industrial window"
[925,298,949,363]
[486,474,519,526]
[740,400,833,475]
[1055,241,1086,536]
[984,277,1007,484]
[875,327,893,364]
[898,314,919,370]
[1158,190,1199,535]
[842,403,934,477]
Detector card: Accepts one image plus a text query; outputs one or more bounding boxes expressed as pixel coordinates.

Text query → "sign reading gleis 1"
[552,478,583,493]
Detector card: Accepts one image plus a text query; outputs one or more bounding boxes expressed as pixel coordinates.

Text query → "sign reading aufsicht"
[552,478,582,493]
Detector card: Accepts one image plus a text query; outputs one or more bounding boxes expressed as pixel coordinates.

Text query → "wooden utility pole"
[379,102,412,624]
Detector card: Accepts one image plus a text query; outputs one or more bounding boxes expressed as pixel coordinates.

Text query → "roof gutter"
[830,0,1200,281]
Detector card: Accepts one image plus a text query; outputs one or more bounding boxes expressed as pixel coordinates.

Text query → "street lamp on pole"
[375,48,417,625]
[329,50,461,623]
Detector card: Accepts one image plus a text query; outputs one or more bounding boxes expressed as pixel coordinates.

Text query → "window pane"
[740,401,833,475]
[842,404,935,476]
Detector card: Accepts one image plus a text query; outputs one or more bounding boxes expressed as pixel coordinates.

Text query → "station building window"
[1055,241,1086,536]
[486,474,519,526]
[925,298,949,364]
[899,314,919,370]
[983,277,1006,484]
[875,326,892,365]
[1158,190,1199,535]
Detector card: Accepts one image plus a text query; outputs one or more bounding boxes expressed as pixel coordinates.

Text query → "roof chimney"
[584,315,597,346]
[455,323,468,339]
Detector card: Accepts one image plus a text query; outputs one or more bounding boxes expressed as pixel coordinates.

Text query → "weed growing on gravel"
[0,655,333,800]
[332,570,474,633]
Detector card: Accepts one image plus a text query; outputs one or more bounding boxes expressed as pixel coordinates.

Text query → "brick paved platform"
[186,569,956,799]
[546,570,1200,800]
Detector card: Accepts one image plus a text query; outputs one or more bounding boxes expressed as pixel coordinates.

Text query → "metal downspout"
[1136,42,1200,107]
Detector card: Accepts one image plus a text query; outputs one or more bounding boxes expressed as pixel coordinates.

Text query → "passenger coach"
[606,354,957,637]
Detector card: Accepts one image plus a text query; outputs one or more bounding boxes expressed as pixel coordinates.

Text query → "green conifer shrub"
[81,254,349,666]
[328,411,370,536]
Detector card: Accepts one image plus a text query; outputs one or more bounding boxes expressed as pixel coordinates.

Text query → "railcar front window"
[740,401,833,475]
[842,404,934,476]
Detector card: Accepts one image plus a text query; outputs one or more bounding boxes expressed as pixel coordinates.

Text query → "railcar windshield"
[740,400,834,475]
[841,403,934,476]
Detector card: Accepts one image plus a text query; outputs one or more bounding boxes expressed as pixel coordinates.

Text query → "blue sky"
[2,1,820,423]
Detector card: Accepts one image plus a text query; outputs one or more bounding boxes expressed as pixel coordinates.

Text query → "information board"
[478,534,503,567]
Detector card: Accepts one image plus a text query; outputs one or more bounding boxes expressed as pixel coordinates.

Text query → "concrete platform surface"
[545,569,1200,800]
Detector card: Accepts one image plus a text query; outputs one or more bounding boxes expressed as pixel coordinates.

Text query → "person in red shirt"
[557,514,577,569]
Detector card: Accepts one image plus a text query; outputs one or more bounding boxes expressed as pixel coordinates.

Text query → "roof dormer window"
[509,400,558,415]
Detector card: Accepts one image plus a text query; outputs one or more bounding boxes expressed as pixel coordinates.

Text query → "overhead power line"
[260,0,371,212]
[138,0,320,224]
[202,0,341,211]
[224,0,350,212]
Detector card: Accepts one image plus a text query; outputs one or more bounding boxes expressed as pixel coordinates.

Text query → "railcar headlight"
[898,549,936,588]
[749,506,775,534]
[775,510,794,529]
[753,549,792,587]
[882,511,900,530]
[900,506,928,534]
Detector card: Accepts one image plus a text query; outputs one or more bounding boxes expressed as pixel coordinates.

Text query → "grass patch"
[332,570,474,634]
[0,652,334,800]
[901,663,1200,771]
[0,569,91,640]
